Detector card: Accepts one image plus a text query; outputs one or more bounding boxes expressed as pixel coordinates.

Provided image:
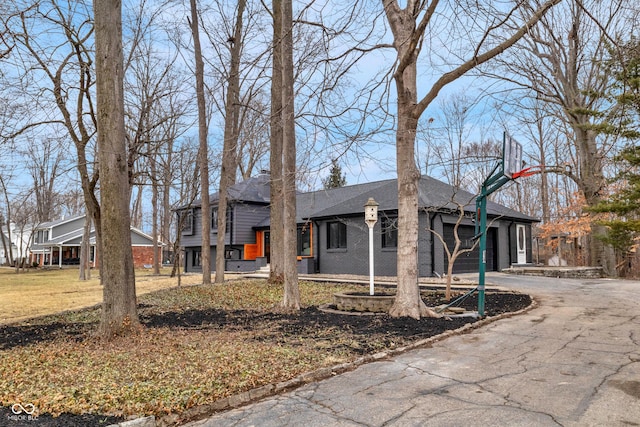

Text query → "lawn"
[0,267,203,324]
[0,270,531,426]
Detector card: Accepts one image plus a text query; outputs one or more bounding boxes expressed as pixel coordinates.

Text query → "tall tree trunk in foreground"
[215,0,246,283]
[190,0,211,285]
[280,0,300,309]
[269,0,284,285]
[95,0,139,336]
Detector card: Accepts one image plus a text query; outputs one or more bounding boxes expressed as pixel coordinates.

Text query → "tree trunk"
[281,0,300,309]
[389,99,436,319]
[385,3,437,319]
[95,0,139,337]
[269,0,284,285]
[79,212,91,280]
[382,0,559,316]
[573,125,616,275]
[151,155,160,275]
[215,0,246,283]
[190,0,211,285]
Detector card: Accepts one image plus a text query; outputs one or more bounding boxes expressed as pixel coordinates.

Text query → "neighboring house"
[1,223,33,266]
[179,173,538,276]
[30,214,160,268]
[0,230,18,265]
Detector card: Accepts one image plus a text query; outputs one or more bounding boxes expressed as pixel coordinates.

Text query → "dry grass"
[0,279,371,420]
[0,267,203,325]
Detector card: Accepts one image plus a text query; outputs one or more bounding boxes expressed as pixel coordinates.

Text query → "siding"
[317,217,370,276]
[51,217,86,238]
[181,203,269,249]
[232,204,269,244]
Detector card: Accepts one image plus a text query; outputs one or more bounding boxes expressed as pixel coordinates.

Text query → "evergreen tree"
[590,38,640,260]
[323,159,347,189]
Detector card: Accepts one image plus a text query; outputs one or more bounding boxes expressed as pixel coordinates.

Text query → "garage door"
[442,225,497,274]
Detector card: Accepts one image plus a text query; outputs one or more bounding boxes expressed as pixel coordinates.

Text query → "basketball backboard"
[502,133,523,179]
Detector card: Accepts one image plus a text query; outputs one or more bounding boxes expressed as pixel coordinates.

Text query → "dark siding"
[418,212,433,276]
[180,209,203,248]
[183,203,269,250]
[317,217,370,276]
[509,222,517,264]
[526,224,533,264]
[232,204,269,244]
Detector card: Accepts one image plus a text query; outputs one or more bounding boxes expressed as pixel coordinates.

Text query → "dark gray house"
[179,173,537,276]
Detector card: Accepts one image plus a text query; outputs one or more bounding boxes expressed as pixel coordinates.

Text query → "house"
[30,214,160,268]
[0,229,18,265]
[1,223,33,266]
[179,173,538,276]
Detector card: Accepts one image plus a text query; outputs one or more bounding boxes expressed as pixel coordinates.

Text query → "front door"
[264,231,271,263]
[516,224,527,264]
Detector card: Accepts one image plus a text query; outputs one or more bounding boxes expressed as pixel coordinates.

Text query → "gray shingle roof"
[187,174,538,223]
[296,176,538,222]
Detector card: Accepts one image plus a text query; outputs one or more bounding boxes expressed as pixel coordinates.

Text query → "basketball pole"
[475,132,517,317]
[475,168,510,317]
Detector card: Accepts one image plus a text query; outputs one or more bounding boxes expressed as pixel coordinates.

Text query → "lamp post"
[364,197,379,296]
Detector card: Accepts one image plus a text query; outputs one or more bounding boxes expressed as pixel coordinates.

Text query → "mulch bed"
[0,291,531,426]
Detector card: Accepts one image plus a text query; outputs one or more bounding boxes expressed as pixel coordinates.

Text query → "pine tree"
[323,159,347,189]
[589,38,640,260]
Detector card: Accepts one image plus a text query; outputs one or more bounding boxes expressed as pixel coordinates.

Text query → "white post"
[368,224,374,295]
[364,197,379,296]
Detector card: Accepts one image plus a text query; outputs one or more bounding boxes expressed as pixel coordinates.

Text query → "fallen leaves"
[0,279,530,420]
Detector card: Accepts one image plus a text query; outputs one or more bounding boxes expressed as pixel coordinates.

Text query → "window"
[34,230,49,244]
[382,216,398,248]
[211,208,218,229]
[181,209,194,235]
[192,250,201,267]
[327,221,347,249]
[211,207,232,231]
[297,223,312,256]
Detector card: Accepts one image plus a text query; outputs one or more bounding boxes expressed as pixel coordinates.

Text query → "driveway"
[187,273,640,426]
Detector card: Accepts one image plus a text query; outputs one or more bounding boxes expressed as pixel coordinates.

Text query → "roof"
[183,174,538,223]
[188,174,271,208]
[296,176,538,222]
[31,214,161,249]
[37,214,85,229]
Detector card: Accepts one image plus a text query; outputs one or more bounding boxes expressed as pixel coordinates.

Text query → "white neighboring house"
[0,223,34,266]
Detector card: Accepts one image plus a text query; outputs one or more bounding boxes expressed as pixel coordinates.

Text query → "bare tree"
[491,0,629,274]
[269,0,285,285]
[280,0,300,308]
[189,0,212,285]
[382,0,561,318]
[23,137,68,223]
[0,174,15,266]
[3,0,102,265]
[95,0,139,337]
[215,0,246,283]
[10,193,38,273]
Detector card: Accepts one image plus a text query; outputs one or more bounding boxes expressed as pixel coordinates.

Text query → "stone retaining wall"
[504,266,605,279]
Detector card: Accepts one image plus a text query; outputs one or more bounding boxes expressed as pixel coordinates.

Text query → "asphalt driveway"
[187,273,640,426]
